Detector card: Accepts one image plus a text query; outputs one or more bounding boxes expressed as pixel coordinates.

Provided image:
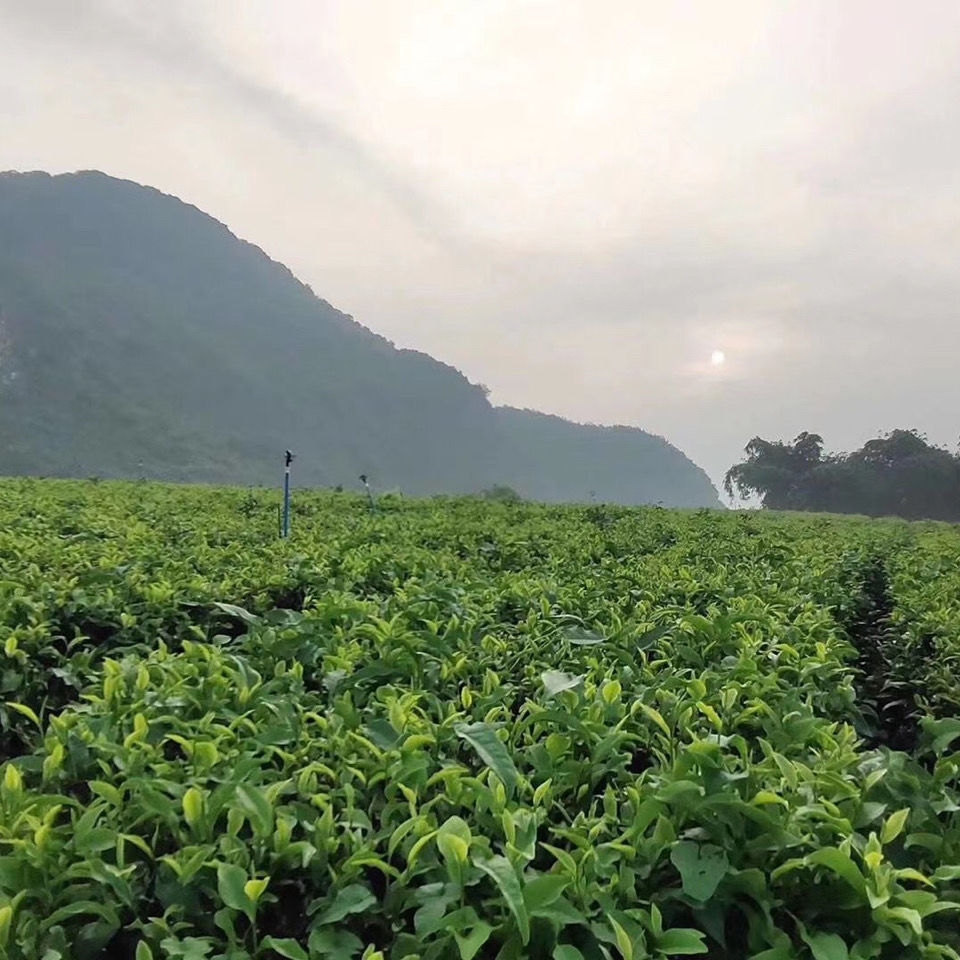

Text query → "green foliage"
[479,485,523,502]
[726,429,960,520]
[0,477,958,959]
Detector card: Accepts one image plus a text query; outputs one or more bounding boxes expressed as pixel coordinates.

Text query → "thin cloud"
[0,0,480,256]
[2,0,960,487]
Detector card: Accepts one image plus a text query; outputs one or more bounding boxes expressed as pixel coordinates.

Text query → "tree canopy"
[725,429,960,520]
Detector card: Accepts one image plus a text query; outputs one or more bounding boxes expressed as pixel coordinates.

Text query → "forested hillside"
[0,171,720,506]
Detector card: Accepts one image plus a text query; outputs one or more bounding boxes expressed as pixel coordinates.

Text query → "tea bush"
[0,479,957,959]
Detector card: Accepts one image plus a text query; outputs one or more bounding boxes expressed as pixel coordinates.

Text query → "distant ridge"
[0,170,721,506]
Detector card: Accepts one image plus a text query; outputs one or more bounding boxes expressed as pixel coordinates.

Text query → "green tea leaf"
[158,938,214,960]
[216,863,251,914]
[880,808,910,846]
[532,895,588,926]
[455,722,518,795]
[235,783,274,837]
[748,946,797,960]
[308,928,365,958]
[474,854,530,944]
[4,702,41,728]
[656,927,709,955]
[261,936,309,960]
[365,719,401,750]
[922,716,960,755]
[638,702,671,737]
[670,842,728,902]
[563,627,604,646]
[523,873,569,911]
[75,827,116,855]
[183,787,204,828]
[797,925,849,960]
[0,906,13,950]
[541,670,583,698]
[212,601,260,624]
[42,900,118,929]
[454,922,493,960]
[312,884,376,925]
[607,914,634,960]
[751,791,787,807]
[803,847,867,895]
[244,877,269,902]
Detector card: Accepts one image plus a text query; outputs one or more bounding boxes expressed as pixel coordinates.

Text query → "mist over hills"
[0,170,720,506]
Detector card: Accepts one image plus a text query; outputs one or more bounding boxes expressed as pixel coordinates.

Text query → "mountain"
[0,170,721,506]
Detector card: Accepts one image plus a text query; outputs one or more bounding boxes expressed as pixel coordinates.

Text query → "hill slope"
[0,170,720,506]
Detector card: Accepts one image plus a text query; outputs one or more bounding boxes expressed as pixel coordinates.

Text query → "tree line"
[725,429,960,521]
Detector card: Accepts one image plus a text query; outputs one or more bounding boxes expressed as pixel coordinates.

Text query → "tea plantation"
[1,478,958,960]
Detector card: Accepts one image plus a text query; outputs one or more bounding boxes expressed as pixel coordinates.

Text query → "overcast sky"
[3,0,960,491]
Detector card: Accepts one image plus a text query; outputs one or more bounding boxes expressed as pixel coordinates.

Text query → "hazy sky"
[3,0,960,491]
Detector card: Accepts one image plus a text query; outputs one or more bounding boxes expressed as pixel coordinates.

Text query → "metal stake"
[282,450,294,537]
[359,473,376,513]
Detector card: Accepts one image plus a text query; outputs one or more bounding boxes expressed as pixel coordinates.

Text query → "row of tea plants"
[0,478,958,959]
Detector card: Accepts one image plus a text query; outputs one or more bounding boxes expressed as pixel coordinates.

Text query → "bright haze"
[3,0,959,490]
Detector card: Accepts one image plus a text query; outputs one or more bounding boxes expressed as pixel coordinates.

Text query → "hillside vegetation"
[1,478,959,958]
[0,170,719,507]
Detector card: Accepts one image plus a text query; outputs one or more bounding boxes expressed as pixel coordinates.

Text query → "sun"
[710,349,726,367]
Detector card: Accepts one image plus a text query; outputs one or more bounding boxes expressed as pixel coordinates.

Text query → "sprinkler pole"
[359,473,376,513]
[282,450,294,537]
